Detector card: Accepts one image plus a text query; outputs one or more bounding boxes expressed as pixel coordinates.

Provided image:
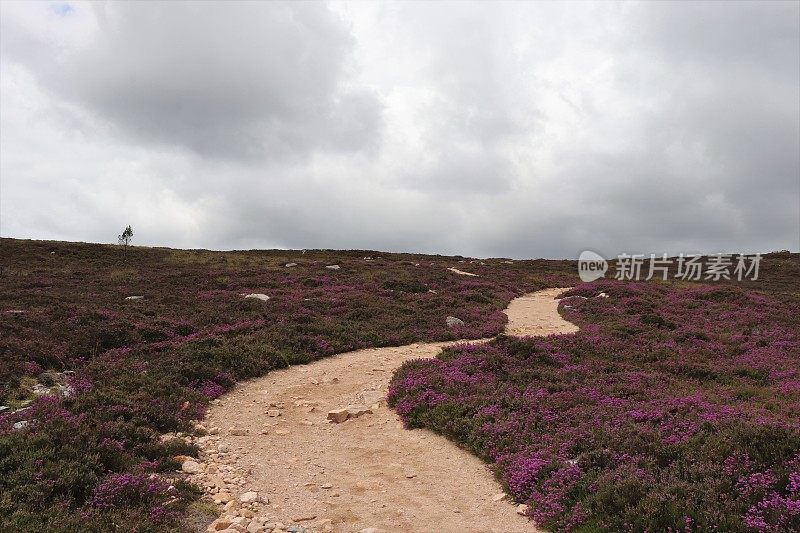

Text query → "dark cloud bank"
[1,1,798,259]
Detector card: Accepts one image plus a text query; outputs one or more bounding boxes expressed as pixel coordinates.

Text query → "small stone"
[446,316,465,327]
[359,529,386,533]
[292,513,316,522]
[285,263,297,267]
[125,295,144,300]
[244,293,270,302]
[181,460,203,474]
[239,491,260,503]
[229,427,249,436]
[215,492,233,503]
[266,409,281,417]
[321,482,333,489]
[274,429,290,435]
[405,472,417,479]
[208,518,233,532]
[492,493,507,502]
[326,408,349,423]
[516,503,529,516]
[346,405,372,419]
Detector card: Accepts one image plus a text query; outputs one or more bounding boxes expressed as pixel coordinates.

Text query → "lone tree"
[118,225,133,246]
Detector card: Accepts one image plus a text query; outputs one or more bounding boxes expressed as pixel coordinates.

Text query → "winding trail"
[198,288,577,533]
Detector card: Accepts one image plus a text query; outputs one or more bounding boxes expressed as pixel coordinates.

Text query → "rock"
[173,455,193,464]
[597,292,609,298]
[215,492,233,503]
[274,429,290,435]
[492,493,507,502]
[244,293,270,302]
[0,406,10,414]
[32,384,51,396]
[12,420,29,431]
[285,263,297,267]
[325,265,340,270]
[321,482,333,489]
[239,491,259,503]
[208,518,233,532]
[446,316,465,327]
[125,295,144,300]
[292,513,316,522]
[247,523,264,533]
[326,408,349,423]
[229,427,249,436]
[182,460,203,474]
[359,391,384,405]
[359,529,387,533]
[516,503,529,516]
[345,405,372,419]
[287,527,306,533]
[405,472,417,479]
[266,409,281,417]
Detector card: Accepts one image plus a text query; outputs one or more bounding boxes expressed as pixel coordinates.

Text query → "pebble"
[182,460,204,474]
[239,491,260,503]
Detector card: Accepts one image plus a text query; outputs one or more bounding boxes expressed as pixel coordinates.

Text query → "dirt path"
[193,288,577,533]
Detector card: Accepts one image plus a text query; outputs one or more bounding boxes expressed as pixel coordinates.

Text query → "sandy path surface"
[197,288,576,533]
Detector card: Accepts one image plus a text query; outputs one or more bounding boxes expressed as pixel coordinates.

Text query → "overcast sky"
[1,1,798,259]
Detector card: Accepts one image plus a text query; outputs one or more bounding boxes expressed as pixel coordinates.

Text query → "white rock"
[125,295,144,300]
[446,316,465,327]
[285,263,297,267]
[492,493,507,502]
[516,503,529,515]
[244,293,270,302]
[325,265,340,270]
[182,460,203,474]
[239,491,259,503]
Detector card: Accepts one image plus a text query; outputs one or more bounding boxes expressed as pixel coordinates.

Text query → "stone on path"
[181,460,203,474]
[239,491,259,503]
[345,405,372,419]
[326,408,349,424]
[492,493,507,502]
[516,503,529,515]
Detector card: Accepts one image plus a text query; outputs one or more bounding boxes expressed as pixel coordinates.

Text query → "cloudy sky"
[1,1,798,259]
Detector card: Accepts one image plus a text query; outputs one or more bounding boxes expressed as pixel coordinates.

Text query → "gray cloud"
[1,1,797,258]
